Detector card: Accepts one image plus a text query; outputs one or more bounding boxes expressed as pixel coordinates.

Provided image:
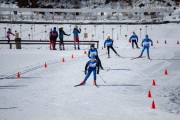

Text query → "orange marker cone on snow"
[71,54,74,58]
[148,90,152,98]
[164,69,168,75]
[17,72,20,78]
[62,58,65,62]
[44,63,47,68]
[152,79,156,86]
[151,100,156,109]
[84,50,86,54]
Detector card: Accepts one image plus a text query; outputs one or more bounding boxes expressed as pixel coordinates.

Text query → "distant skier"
[49,29,54,50]
[138,35,153,59]
[6,28,15,43]
[73,25,81,50]
[52,27,58,50]
[59,27,70,50]
[129,32,140,49]
[77,56,100,86]
[104,36,120,58]
[88,44,104,70]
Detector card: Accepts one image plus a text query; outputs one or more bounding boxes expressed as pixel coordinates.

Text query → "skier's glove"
[68,34,70,36]
[97,72,99,74]
[151,44,153,46]
[129,40,131,43]
[141,44,143,47]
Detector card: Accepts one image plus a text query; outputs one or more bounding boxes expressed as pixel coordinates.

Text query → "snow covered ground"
[0,23,180,120]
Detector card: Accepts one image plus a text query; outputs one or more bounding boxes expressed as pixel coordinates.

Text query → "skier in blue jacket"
[78,56,100,86]
[138,35,153,59]
[59,27,70,50]
[104,36,120,58]
[129,32,140,49]
[73,25,81,50]
[88,44,104,70]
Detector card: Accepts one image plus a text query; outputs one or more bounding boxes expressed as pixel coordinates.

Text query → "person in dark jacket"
[49,29,54,50]
[129,32,140,49]
[59,27,70,50]
[52,27,58,50]
[73,25,81,50]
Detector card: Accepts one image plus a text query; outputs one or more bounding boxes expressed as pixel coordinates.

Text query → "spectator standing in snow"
[73,25,81,50]
[49,29,54,50]
[6,28,15,43]
[52,27,58,50]
[59,27,70,50]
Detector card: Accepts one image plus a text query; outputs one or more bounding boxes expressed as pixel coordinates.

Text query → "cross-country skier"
[59,27,70,50]
[104,36,120,58]
[73,25,81,50]
[138,35,153,59]
[6,28,15,43]
[52,27,58,50]
[78,56,100,86]
[88,44,104,70]
[49,29,54,50]
[129,32,140,49]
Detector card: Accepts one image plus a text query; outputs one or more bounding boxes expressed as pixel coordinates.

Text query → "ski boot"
[93,80,97,86]
[108,54,110,58]
[138,55,142,58]
[78,47,80,50]
[80,81,85,85]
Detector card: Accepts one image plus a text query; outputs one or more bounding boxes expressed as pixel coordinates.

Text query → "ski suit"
[59,28,69,50]
[129,35,139,48]
[141,38,153,57]
[84,60,99,82]
[73,28,81,49]
[104,39,118,57]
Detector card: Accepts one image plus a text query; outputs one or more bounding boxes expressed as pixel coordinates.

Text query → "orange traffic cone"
[148,90,152,98]
[157,40,159,43]
[62,58,65,62]
[177,41,179,44]
[152,79,156,86]
[151,100,156,109]
[44,63,47,68]
[164,69,168,75]
[17,72,20,78]
[165,40,167,44]
[71,54,74,58]
[84,50,87,54]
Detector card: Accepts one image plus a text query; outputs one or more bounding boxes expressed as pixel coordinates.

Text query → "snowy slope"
[0,23,180,120]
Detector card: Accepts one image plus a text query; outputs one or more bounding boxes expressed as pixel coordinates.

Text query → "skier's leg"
[93,69,97,85]
[110,46,118,54]
[147,47,150,59]
[135,41,139,48]
[62,39,65,50]
[107,46,110,57]
[132,41,134,48]
[74,41,76,50]
[96,56,103,69]
[140,47,145,56]
[84,69,92,82]
[7,37,10,43]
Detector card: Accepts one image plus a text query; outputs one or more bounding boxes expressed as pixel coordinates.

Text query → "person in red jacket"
[6,28,15,43]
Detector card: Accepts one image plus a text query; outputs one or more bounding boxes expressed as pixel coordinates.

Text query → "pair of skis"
[74,84,99,88]
[131,56,151,60]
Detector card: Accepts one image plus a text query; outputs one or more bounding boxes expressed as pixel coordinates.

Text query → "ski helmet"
[90,44,94,48]
[107,36,110,39]
[145,35,148,38]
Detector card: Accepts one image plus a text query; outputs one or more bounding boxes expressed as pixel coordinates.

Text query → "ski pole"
[113,45,119,48]
[124,43,130,49]
[98,74,106,83]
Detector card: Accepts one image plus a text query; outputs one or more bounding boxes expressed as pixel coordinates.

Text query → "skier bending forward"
[79,56,100,86]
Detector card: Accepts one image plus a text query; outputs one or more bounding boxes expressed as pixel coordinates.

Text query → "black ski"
[131,56,145,60]
[74,84,84,87]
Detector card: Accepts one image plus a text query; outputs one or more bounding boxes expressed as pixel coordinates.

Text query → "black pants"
[95,56,103,69]
[132,40,139,48]
[59,38,64,49]
[107,46,117,55]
